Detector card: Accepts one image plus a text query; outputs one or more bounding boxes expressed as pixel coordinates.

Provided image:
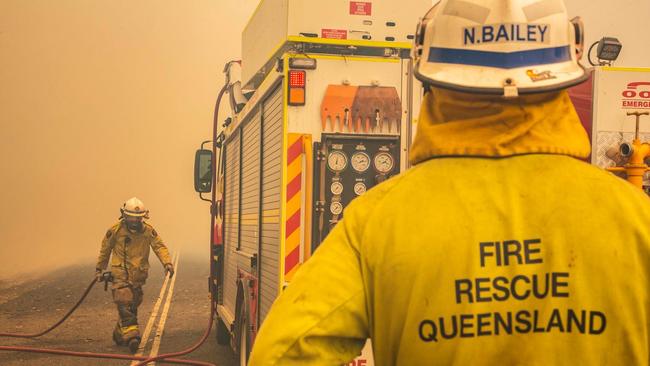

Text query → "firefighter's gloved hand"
[164,264,175,278]
[95,269,103,282]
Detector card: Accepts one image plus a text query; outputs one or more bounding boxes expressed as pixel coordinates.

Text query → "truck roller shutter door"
[259,84,283,323]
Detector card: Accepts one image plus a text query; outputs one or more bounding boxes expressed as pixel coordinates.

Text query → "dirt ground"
[0,256,238,366]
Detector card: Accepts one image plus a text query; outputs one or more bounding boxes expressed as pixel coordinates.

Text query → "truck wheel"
[238,307,249,366]
[216,316,230,345]
[239,322,248,366]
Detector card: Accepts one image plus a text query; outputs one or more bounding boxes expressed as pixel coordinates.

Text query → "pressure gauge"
[327,151,348,172]
[354,182,367,196]
[330,201,343,215]
[330,182,344,195]
[374,152,394,174]
[351,152,371,173]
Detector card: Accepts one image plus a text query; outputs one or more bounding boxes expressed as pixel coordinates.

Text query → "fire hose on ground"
[0,274,106,339]
[0,273,217,366]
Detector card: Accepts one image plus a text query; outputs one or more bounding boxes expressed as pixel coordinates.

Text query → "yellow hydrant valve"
[607,111,650,190]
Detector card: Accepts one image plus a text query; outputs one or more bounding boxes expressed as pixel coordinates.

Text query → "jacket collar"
[409,88,591,165]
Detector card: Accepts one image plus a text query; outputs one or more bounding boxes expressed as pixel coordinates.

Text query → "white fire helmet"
[413,0,587,97]
[121,197,149,218]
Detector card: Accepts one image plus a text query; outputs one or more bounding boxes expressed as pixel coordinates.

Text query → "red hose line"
[133,307,215,366]
[0,276,216,366]
[0,278,98,338]
[0,345,214,366]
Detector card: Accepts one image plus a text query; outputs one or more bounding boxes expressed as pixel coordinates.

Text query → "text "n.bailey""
[464,24,549,45]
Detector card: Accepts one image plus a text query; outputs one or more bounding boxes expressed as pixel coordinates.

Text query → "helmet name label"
[464,24,549,46]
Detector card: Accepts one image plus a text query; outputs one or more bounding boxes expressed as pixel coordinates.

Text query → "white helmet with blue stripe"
[413,0,588,97]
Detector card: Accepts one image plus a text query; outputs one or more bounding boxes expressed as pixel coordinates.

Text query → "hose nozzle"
[100,271,114,291]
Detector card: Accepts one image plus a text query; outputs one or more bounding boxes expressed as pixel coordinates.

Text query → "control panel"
[312,134,400,250]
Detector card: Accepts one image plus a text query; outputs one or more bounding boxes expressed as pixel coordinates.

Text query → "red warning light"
[289,70,306,88]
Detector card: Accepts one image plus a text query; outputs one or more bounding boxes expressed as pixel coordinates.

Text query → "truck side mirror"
[194,149,213,193]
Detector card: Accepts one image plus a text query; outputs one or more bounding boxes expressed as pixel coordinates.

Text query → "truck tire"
[238,306,250,366]
[216,316,230,345]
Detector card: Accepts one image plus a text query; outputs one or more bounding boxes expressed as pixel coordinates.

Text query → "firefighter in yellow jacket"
[96,197,174,353]
[249,1,650,365]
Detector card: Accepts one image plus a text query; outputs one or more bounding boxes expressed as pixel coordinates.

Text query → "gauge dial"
[330,201,343,215]
[351,152,370,173]
[330,182,344,195]
[374,152,394,173]
[354,182,367,196]
[327,151,348,172]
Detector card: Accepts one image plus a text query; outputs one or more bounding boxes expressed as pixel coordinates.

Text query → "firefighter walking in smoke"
[95,197,174,353]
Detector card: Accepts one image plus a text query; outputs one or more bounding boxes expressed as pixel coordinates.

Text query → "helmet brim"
[122,210,148,217]
[414,58,589,95]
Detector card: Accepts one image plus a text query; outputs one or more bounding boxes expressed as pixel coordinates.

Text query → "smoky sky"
[2,0,649,279]
[0,0,258,278]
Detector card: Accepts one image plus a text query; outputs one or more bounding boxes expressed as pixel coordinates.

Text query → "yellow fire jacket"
[96,221,172,288]
[249,88,650,365]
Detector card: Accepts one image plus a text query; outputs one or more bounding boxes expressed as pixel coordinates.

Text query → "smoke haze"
[0,0,258,278]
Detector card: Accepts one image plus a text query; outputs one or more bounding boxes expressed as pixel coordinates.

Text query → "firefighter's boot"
[112,322,125,346]
[112,321,141,348]
[128,336,142,354]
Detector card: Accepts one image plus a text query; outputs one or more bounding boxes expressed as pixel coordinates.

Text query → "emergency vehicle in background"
[568,67,650,191]
[194,0,430,364]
